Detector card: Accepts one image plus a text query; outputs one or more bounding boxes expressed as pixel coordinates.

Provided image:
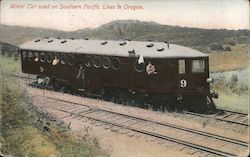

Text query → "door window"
[178,59,185,74]
[192,59,205,73]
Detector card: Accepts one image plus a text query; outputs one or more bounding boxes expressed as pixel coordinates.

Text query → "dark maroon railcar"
[19,38,217,104]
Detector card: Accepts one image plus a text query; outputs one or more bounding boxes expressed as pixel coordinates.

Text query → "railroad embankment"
[0,56,108,157]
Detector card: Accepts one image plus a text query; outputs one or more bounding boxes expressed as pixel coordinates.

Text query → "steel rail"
[45,105,237,157]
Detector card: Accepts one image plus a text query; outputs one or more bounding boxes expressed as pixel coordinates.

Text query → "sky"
[0,0,249,31]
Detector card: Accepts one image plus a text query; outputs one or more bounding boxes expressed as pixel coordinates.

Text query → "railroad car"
[19,38,218,110]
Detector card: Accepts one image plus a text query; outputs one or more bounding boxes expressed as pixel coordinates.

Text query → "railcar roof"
[19,38,208,58]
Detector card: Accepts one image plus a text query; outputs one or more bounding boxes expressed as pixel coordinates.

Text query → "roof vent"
[48,40,53,43]
[84,38,89,40]
[157,48,164,52]
[101,41,108,45]
[61,40,67,44]
[146,43,154,48]
[75,47,82,50]
[164,41,170,48]
[35,39,41,42]
[119,42,126,46]
[128,49,135,55]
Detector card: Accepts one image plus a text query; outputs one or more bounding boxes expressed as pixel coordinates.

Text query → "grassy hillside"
[0,56,108,157]
[1,20,249,53]
[209,44,249,72]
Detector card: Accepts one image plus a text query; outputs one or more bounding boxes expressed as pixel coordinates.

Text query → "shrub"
[231,74,238,84]
[223,45,231,51]
[224,38,236,46]
[209,43,223,51]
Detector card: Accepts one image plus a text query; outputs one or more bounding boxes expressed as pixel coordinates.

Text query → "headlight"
[207,78,214,83]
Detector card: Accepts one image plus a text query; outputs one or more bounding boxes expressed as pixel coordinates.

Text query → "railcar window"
[60,54,67,64]
[34,52,39,62]
[39,52,46,62]
[178,60,185,74]
[84,55,92,67]
[111,57,121,70]
[28,51,33,61]
[46,53,53,63]
[102,57,111,69]
[54,53,60,60]
[192,60,205,73]
[68,54,75,65]
[134,60,145,72]
[93,56,102,68]
[22,51,27,60]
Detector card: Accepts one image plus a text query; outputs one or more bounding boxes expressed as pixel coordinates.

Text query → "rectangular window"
[178,59,185,74]
[192,59,205,73]
[22,51,27,60]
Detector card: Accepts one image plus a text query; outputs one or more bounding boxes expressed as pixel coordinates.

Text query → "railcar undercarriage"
[31,76,216,113]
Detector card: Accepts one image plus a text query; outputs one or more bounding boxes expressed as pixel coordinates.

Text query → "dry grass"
[209,44,249,112]
[209,44,249,72]
[213,93,248,113]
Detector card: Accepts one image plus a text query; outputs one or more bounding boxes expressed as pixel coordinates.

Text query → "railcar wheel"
[183,96,210,113]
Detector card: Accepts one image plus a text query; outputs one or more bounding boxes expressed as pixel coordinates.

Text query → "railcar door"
[145,61,161,91]
[75,64,86,90]
[177,59,189,96]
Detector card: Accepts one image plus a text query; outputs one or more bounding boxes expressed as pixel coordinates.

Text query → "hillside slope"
[1,20,249,52]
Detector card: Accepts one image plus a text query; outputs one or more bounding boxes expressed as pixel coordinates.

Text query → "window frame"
[93,56,102,68]
[111,57,121,70]
[60,54,67,65]
[39,52,46,62]
[28,51,34,61]
[178,59,186,74]
[46,53,53,63]
[134,59,145,73]
[191,59,205,73]
[84,55,92,67]
[102,56,111,69]
[22,51,27,60]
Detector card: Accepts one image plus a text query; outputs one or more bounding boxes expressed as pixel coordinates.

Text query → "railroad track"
[184,109,249,127]
[2,73,36,81]
[4,73,249,128]
[35,95,248,157]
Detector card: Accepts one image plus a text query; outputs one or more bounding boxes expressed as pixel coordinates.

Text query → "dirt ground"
[24,85,249,157]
